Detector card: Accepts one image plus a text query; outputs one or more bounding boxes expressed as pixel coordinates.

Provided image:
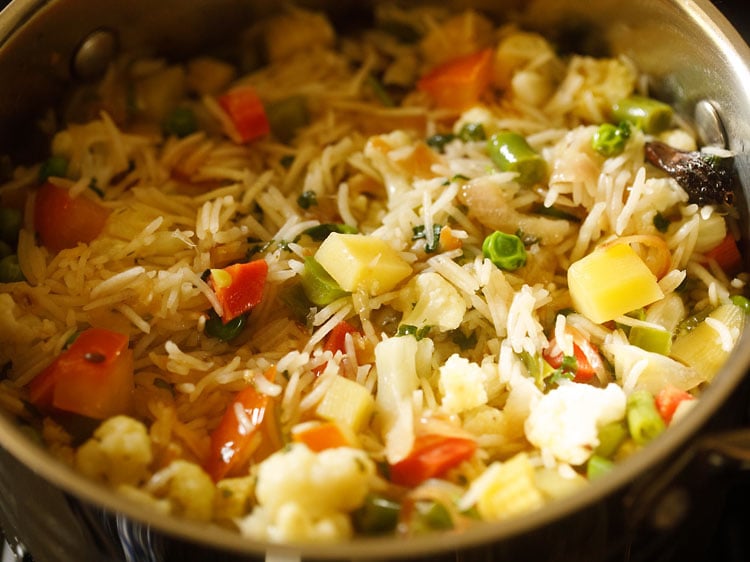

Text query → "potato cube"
[315,233,412,296]
[568,243,664,324]
[315,375,375,432]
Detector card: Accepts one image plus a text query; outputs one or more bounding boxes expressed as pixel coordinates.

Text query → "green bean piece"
[413,500,454,532]
[0,254,25,283]
[279,284,313,324]
[628,324,672,355]
[163,107,198,138]
[487,132,546,185]
[626,389,666,445]
[204,309,247,342]
[458,122,487,142]
[38,155,68,183]
[594,420,628,458]
[482,231,527,271]
[352,494,400,535]
[586,454,614,480]
[301,256,349,306]
[0,207,22,245]
[730,295,750,314]
[611,95,673,135]
[266,95,310,143]
[591,122,631,157]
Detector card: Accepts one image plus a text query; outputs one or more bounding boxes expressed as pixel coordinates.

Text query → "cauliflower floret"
[146,460,215,521]
[214,476,255,520]
[524,382,626,466]
[439,354,488,414]
[75,415,153,487]
[237,444,375,542]
[394,272,466,332]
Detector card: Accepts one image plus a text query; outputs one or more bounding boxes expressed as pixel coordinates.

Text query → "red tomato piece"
[28,328,134,419]
[209,259,268,322]
[655,385,695,424]
[34,182,110,253]
[389,433,477,487]
[543,327,603,383]
[217,85,271,143]
[417,48,494,111]
[204,367,282,481]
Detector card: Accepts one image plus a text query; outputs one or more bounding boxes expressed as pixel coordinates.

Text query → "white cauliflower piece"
[237,444,375,542]
[394,271,466,331]
[75,416,153,487]
[146,460,215,521]
[439,354,488,414]
[525,382,626,466]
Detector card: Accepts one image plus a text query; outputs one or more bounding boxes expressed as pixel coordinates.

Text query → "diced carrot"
[438,226,462,252]
[417,48,494,111]
[292,421,351,452]
[217,85,270,143]
[655,385,694,424]
[704,234,743,276]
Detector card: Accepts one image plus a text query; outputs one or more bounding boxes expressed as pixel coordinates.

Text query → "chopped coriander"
[396,324,431,340]
[300,223,358,241]
[412,224,442,253]
[653,212,670,233]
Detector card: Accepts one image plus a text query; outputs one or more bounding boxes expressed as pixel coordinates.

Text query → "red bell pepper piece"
[208,259,268,322]
[28,328,134,419]
[34,182,110,253]
[389,433,477,487]
[543,326,603,383]
[417,48,494,111]
[655,385,695,424]
[313,320,360,376]
[204,367,282,481]
[217,85,270,143]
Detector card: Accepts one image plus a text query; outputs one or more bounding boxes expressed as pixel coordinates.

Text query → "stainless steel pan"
[1,1,750,561]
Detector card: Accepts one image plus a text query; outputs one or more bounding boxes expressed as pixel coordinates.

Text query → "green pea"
[482,231,527,271]
[592,122,631,157]
[0,254,25,283]
[38,155,68,183]
[163,107,198,138]
[0,207,22,245]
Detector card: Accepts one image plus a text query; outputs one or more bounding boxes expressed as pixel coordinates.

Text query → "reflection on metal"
[694,99,728,148]
[71,27,118,81]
